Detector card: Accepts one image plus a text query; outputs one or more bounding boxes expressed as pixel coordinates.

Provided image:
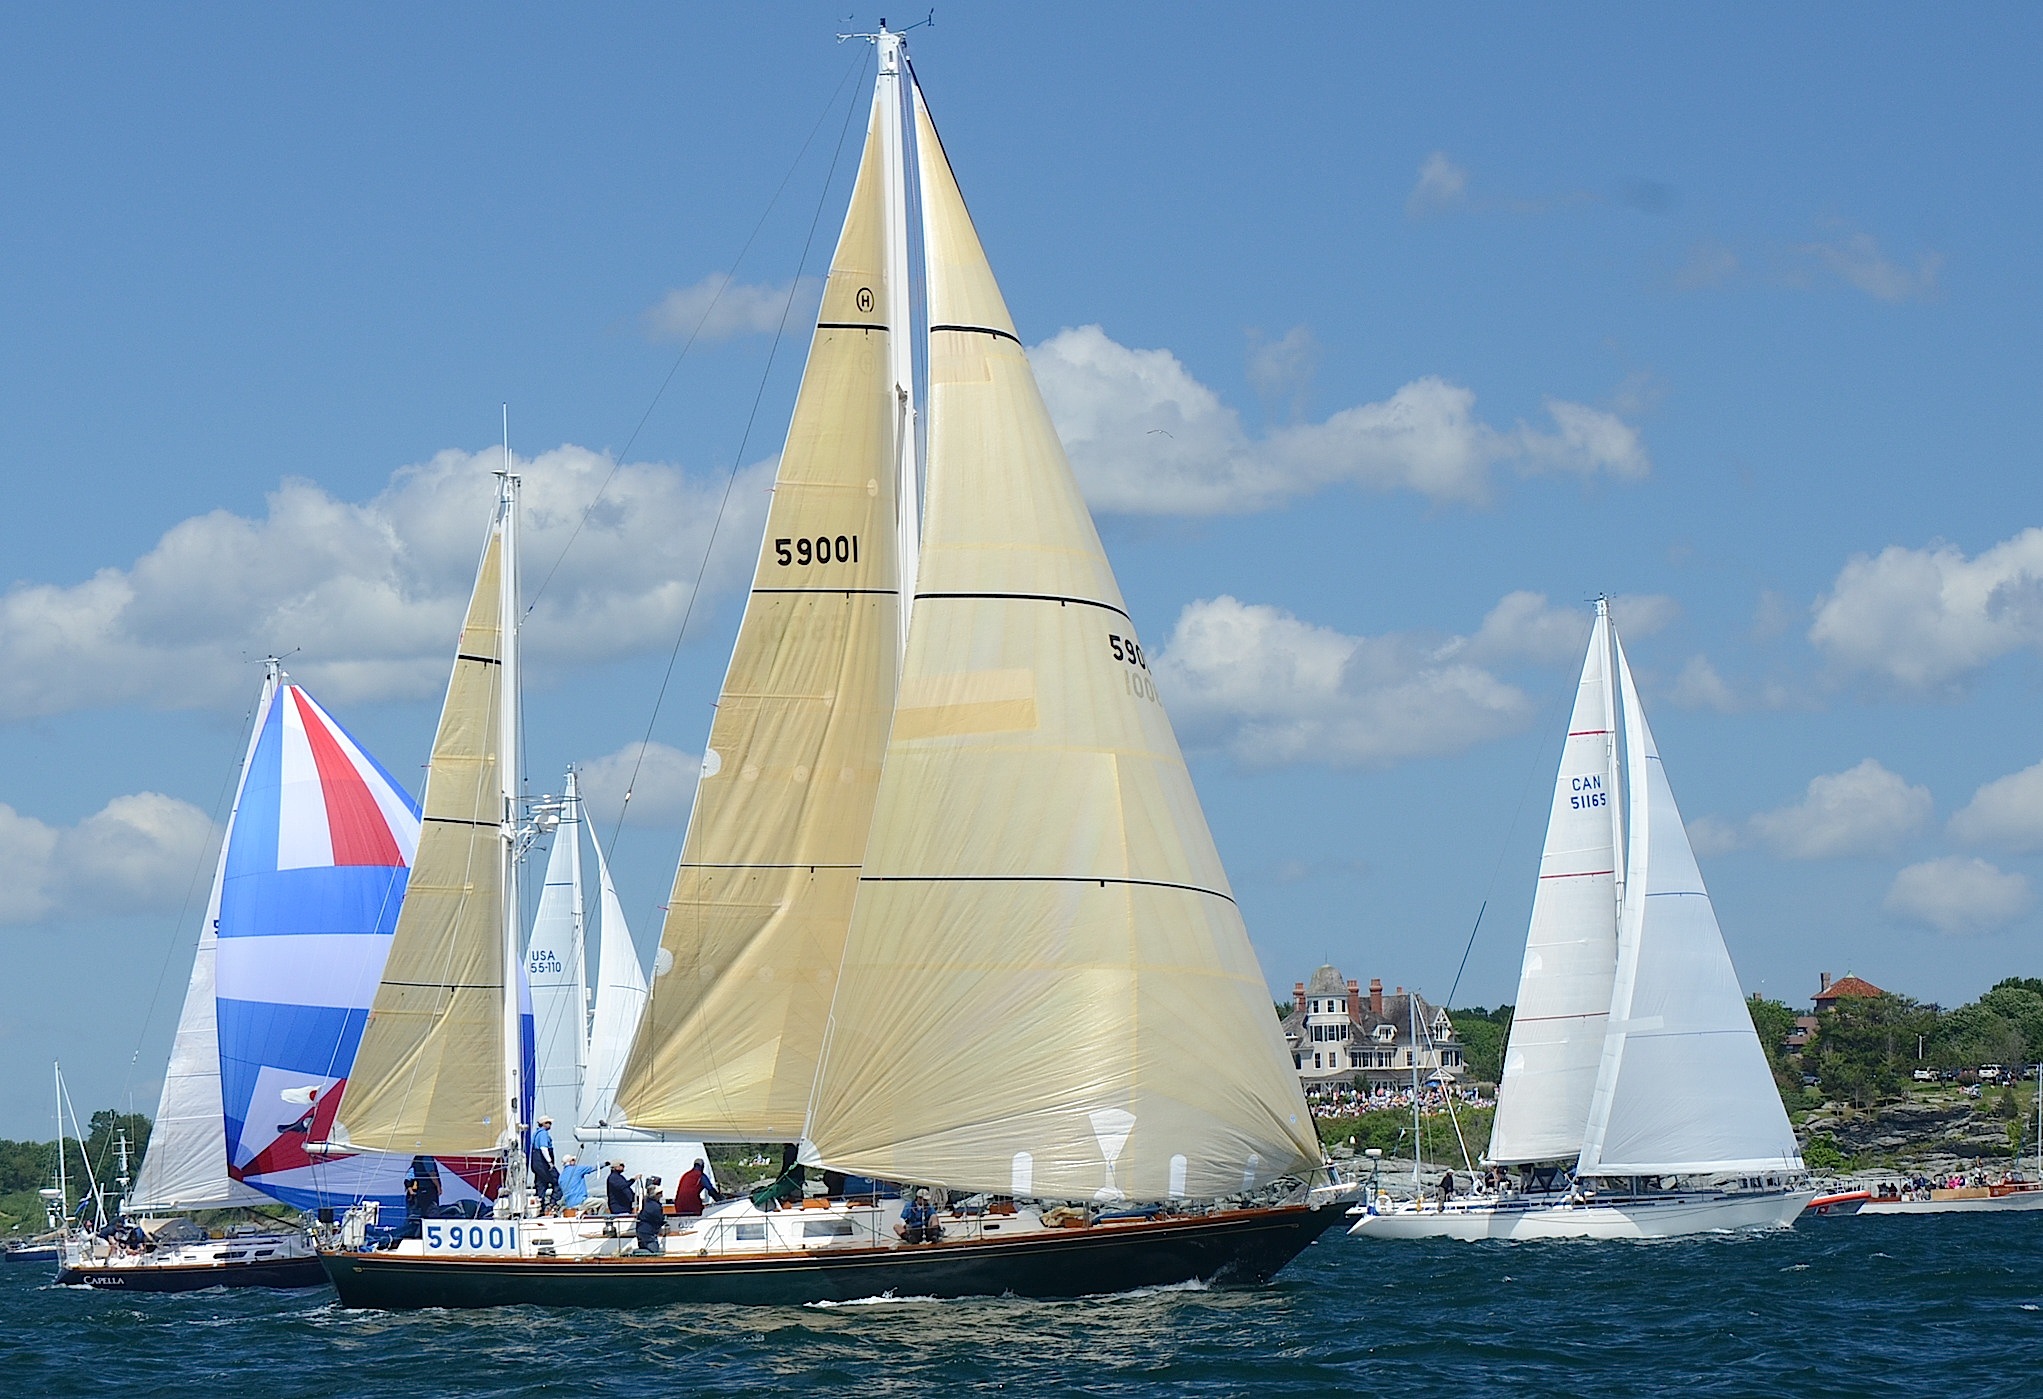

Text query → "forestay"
[801,85,1320,1202]
[527,771,587,1135]
[1575,642,1803,1178]
[615,92,902,1140]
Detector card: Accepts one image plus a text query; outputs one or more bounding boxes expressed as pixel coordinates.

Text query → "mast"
[1597,597,1626,935]
[53,1063,68,1231]
[496,417,527,1210]
[875,21,920,664]
[1409,996,1423,1188]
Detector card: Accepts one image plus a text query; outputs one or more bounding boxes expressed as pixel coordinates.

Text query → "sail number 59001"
[775,535,860,567]
[1108,633,1159,703]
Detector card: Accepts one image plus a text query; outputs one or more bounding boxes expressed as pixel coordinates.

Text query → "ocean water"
[3,1215,2037,1397]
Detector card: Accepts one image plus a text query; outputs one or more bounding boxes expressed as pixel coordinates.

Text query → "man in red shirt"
[673,1157,728,1217]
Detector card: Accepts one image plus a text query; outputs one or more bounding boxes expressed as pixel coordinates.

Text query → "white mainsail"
[128,679,274,1212]
[1487,604,1622,1166]
[800,83,1321,1202]
[527,771,588,1134]
[614,86,903,1140]
[338,486,520,1156]
[1575,641,1802,1177]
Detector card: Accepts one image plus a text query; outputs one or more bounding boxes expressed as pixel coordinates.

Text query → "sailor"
[605,1161,636,1216]
[404,1155,443,1234]
[673,1158,727,1217]
[529,1116,562,1212]
[634,1176,667,1254]
[894,1188,942,1244]
[558,1155,599,1210]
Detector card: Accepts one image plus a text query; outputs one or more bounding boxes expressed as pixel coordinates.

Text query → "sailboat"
[526,769,713,1185]
[58,665,463,1289]
[1349,600,1811,1241]
[319,25,1347,1309]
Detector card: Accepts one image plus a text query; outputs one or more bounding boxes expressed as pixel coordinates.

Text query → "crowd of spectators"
[1303,1082,1493,1119]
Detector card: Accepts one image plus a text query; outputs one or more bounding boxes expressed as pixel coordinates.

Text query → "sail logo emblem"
[856,286,875,313]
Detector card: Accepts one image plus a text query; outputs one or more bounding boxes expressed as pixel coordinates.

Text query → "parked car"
[1912,1068,1938,1082]
[1980,1064,2006,1083]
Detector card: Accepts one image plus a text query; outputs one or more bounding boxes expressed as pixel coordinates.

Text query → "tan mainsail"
[336,523,511,1154]
[802,87,1320,1201]
[613,97,900,1138]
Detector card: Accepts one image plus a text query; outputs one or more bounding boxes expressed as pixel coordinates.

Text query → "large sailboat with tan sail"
[319,24,1349,1308]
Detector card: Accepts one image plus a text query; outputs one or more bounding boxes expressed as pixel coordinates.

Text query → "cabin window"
[803,1219,855,1239]
[734,1223,767,1241]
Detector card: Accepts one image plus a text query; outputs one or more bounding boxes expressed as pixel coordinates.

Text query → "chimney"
[1819,972,1831,993]
[1347,979,1360,1016]
[1293,981,1305,1012]
[1369,978,1383,1016]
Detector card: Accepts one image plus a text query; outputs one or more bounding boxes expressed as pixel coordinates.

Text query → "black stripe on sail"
[751,587,898,597]
[423,816,499,829]
[863,873,1235,906]
[915,590,1130,621]
[455,653,501,666]
[816,321,890,332]
[931,323,1022,346]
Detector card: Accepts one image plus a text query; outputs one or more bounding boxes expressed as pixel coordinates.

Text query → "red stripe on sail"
[290,688,404,867]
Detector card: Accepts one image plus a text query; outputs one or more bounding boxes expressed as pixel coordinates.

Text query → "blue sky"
[2,4,2039,1134]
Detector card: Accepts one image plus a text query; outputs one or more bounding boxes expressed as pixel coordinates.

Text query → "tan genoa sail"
[800,87,1320,1203]
[337,515,514,1155]
[613,94,902,1140]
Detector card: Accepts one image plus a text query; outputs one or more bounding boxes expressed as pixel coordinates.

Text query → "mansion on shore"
[1280,964,1464,1090]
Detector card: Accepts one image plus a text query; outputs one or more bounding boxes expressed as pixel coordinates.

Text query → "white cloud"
[642,274,824,342]
[1406,151,1468,217]
[1245,325,1319,420]
[1153,595,1533,769]
[1686,815,1748,858]
[1809,527,2043,689]
[1667,655,1738,713]
[1796,231,1942,302]
[1032,325,1649,514]
[0,793,216,925]
[1885,856,2033,937]
[1747,759,1932,860]
[0,446,770,720]
[1950,759,2043,853]
[1451,591,1675,670]
[578,741,702,831]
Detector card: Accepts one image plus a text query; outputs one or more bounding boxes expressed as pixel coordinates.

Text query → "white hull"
[1858,1190,2043,1216]
[1347,1188,1813,1240]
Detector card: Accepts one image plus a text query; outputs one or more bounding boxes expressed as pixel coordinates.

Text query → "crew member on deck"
[404,1155,443,1234]
[606,1161,636,1216]
[895,1188,942,1244]
[530,1117,562,1212]
[634,1177,667,1254]
[559,1155,598,1209]
[674,1158,727,1217]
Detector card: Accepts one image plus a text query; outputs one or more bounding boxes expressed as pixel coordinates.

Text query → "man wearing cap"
[634,1176,668,1254]
[673,1157,727,1217]
[558,1154,598,1210]
[529,1117,562,1212]
[894,1188,942,1244]
[605,1161,636,1216]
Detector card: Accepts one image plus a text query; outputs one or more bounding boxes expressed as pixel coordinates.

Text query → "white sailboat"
[320,25,1348,1308]
[526,769,713,1185]
[1350,599,1811,1241]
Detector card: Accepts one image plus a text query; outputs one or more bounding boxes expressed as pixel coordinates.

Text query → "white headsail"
[800,82,1320,1201]
[1575,637,1802,1177]
[1487,603,1622,1166]
[128,674,275,1212]
[579,824,647,1133]
[527,770,588,1135]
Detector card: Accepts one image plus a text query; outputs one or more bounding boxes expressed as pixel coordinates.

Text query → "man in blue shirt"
[529,1117,562,1212]
[558,1155,599,1209]
[894,1188,942,1244]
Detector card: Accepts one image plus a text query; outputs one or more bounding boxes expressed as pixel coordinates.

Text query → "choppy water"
[3,1215,2037,1397]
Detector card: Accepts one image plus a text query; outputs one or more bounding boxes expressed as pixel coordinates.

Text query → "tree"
[1746,995,1804,1102]
[1812,993,1936,1108]
[1448,1005,1514,1084]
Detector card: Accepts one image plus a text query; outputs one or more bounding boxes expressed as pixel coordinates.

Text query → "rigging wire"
[606,55,870,855]
[524,50,870,618]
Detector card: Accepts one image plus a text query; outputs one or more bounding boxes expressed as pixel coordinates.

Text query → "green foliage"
[1800,1135,1850,1172]
[1812,993,1937,1108]
[1746,994,1807,1103]
[1447,1006,1513,1084]
[1318,1107,1494,1165]
[1274,1001,1294,1021]
[0,1137,58,1195]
